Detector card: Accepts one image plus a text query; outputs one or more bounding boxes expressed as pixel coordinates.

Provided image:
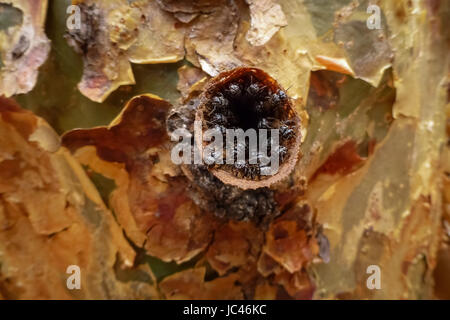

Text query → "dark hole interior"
[230,97,260,131]
[202,74,297,180]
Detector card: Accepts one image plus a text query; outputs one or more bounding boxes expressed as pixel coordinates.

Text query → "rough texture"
[0,0,50,97]
[0,98,157,299]
[0,0,448,300]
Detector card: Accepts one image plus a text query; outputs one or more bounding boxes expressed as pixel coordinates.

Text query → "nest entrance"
[196,68,302,189]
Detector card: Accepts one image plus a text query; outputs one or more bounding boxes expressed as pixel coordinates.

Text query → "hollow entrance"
[201,71,298,181]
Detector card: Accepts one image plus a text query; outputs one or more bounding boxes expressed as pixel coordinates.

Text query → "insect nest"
[195,67,303,190]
